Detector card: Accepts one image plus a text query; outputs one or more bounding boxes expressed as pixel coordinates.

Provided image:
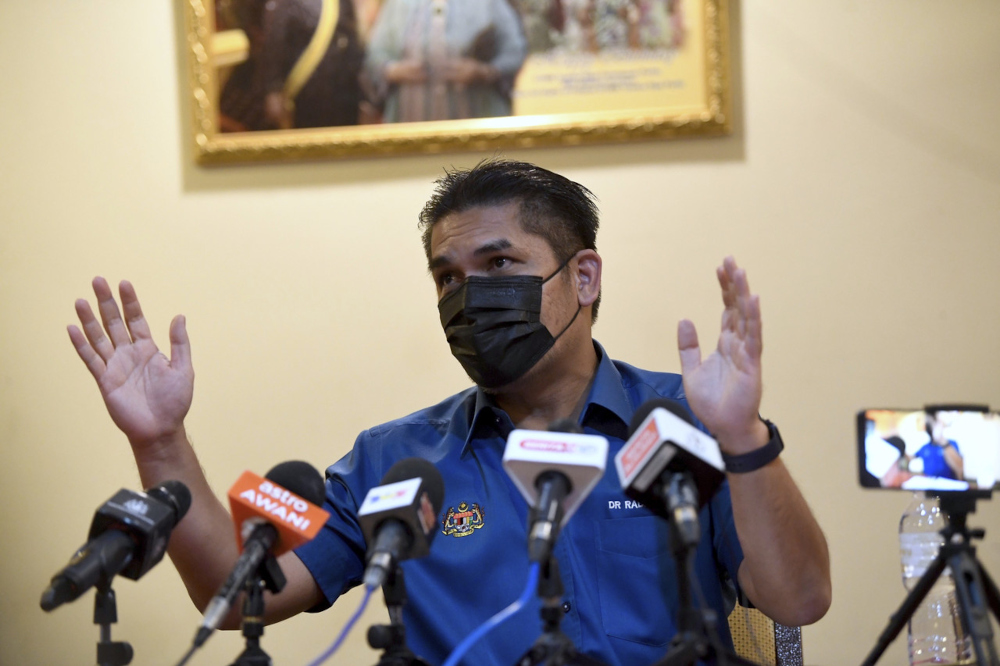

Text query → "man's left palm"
[678,257,764,449]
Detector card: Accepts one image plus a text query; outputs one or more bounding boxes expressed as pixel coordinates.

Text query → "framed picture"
[182,0,732,164]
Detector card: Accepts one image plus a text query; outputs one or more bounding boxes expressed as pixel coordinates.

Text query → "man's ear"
[575,250,602,308]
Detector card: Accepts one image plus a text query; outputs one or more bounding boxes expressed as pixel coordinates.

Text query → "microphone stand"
[650,472,757,666]
[230,554,287,666]
[514,557,609,666]
[94,580,133,666]
[861,492,1000,666]
[368,566,432,666]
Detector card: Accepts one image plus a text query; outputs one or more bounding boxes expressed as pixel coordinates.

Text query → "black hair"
[418,158,602,321]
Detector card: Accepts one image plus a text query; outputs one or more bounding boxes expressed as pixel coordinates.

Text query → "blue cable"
[305,585,374,666]
[441,562,541,666]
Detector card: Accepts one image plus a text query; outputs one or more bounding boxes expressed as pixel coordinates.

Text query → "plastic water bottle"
[898,493,972,665]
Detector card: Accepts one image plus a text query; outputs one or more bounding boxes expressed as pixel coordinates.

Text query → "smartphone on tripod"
[855,404,1000,666]
[857,405,1000,492]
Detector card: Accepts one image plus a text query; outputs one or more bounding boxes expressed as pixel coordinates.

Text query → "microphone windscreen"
[380,458,445,515]
[265,461,326,506]
[146,480,193,524]
[628,398,695,436]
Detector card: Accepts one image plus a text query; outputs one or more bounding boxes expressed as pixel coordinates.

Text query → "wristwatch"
[721,419,784,473]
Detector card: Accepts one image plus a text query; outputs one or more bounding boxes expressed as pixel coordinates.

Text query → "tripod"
[650,472,758,666]
[862,492,1000,666]
[94,581,133,666]
[368,567,432,666]
[229,554,287,666]
[514,557,609,666]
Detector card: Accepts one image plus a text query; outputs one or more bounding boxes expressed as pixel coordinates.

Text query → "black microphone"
[614,399,725,544]
[195,460,327,647]
[40,480,192,612]
[358,458,445,590]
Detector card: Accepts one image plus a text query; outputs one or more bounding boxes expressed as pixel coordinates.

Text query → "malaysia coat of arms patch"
[441,501,485,537]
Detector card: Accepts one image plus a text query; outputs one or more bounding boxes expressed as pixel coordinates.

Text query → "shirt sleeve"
[294,429,379,609]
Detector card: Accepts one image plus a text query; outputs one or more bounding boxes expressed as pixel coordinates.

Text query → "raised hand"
[68,278,193,447]
[677,256,766,453]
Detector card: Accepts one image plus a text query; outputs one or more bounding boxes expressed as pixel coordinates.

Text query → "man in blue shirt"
[296,343,747,666]
[69,160,831,665]
[914,411,964,481]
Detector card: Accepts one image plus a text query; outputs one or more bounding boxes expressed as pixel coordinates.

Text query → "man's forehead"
[430,205,527,251]
[432,203,522,239]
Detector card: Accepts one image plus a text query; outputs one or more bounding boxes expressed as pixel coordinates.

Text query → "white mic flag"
[503,429,608,525]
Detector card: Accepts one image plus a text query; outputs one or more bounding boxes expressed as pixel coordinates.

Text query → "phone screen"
[857,408,1000,491]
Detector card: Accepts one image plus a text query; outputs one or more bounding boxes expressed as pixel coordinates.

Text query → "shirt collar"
[461,388,508,454]
[582,340,633,429]
[461,340,634,453]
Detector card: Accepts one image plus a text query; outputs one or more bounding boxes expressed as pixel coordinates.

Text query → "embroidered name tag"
[608,499,646,510]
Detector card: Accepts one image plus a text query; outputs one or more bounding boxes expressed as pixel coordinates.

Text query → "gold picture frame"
[183,0,732,165]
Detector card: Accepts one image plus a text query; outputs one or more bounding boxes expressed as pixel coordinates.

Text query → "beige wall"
[2,1,999,664]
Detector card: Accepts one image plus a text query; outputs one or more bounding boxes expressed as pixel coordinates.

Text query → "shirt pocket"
[596,515,678,647]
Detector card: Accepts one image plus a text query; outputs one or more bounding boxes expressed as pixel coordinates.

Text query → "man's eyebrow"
[473,238,513,257]
[428,238,514,272]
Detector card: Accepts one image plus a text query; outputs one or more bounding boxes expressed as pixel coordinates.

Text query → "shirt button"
[562,601,571,613]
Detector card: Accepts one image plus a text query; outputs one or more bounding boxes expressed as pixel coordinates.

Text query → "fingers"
[93,277,131,348]
[717,261,736,309]
[718,256,758,319]
[718,256,749,309]
[677,318,702,375]
[75,296,115,363]
[169,315,193,374]
[731,264,761,352]
[73,277,191,377]
[68,324,106,380]
[745,293,763,357]
[73,277,153,369]
[119,280,152,341]
[715,257,764,358]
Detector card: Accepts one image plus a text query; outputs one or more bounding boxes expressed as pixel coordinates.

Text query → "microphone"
[195,461,329,647]
[614,399,725,543]
[358,458,445,590]
[503,422,608,562]
[40,480,192,612]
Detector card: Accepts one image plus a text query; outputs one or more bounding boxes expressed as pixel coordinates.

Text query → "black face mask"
[438,258,582,389]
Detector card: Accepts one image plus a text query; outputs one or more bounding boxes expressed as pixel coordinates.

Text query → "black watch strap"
[722,419,784,473]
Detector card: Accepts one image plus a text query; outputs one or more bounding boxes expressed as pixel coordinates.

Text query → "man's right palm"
[69,278,194,446]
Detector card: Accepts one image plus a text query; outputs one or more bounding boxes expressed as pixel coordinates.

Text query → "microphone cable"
[175,642,197,666]
[305,585,374,666]
[175,578,375,666]
[441,562,540,666]
[688,558,732,666]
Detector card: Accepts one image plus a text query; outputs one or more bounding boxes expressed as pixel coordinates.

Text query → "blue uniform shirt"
[915,440,962,480]
[296,343,745,666]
